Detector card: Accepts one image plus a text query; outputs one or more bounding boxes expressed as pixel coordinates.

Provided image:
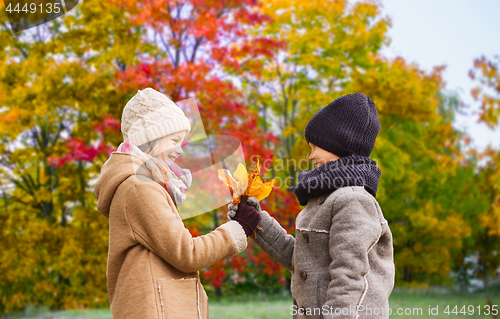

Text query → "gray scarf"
[294,155,381,206]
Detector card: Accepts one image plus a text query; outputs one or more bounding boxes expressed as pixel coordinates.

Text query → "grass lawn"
[387,287,499,318]
[3,288,499,319]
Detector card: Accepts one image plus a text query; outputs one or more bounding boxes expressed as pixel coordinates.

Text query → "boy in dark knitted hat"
[229,93,395,319]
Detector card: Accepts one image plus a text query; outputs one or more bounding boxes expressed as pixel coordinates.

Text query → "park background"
[0,0,499,317]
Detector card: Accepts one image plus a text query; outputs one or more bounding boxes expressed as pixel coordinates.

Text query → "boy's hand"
[246,196,262,211]
[227,196,261,220]
[227,196,262,237]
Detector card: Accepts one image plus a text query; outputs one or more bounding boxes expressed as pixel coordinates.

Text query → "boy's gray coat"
[250,186,394,319]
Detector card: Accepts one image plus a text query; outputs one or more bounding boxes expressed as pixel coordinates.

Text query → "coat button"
[303,233,309,243]
[318,195,325,204]
[300,270,307,280]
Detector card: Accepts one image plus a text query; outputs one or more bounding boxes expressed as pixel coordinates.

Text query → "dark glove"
[227,196,261,218]
[231,195,262,237]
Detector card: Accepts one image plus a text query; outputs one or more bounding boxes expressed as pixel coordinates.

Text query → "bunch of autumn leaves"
[218,159,276,206]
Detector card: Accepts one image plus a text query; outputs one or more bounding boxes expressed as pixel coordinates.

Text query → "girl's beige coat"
[95,152,247,319]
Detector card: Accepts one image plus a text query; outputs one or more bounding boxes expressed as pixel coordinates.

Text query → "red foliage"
[49,115,120,167]
[48,138,116,168]
[92,114,121,134]
[201,260,227,289]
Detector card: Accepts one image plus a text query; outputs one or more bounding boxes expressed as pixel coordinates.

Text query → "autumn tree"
[466,55,500,287]
[470,55,500,129]
[244,0,391,190]
[0,0,139,312]
[102,0,287,296]
[244,0,486,287]
[231,1,393,292]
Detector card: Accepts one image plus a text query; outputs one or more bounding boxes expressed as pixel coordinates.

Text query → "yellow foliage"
[470,56,500,129]
[283,126,296,139]
[478,202,500,237]
[349,56,442,123]
[0,0,135,311]
[35,188,53,203]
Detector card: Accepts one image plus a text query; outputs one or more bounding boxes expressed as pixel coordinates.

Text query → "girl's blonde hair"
[138,130,188,157]
[138,138,162,157]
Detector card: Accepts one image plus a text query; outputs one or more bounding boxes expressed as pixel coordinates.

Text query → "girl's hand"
[227,206,237,221]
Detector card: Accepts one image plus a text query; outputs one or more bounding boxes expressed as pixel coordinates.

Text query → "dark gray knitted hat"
[305,93,380,157]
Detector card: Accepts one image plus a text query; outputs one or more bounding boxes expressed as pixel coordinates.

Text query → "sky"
[379,0,500,151]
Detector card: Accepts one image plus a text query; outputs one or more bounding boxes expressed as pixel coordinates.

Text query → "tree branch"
[190,36,203,62]
[51,121,65,147]
[4,23,28,59]
[12,177,33,197]
[160,33,175,65]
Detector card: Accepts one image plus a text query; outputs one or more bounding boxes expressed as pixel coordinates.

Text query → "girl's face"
[154,130,188,162]
[309,142,340,168]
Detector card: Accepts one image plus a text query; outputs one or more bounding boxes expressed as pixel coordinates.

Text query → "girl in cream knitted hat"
[94,88,261,319]
[119,87,193,206]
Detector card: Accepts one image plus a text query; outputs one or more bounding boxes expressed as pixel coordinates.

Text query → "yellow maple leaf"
[218,158,276,205]
[247,174,276,201]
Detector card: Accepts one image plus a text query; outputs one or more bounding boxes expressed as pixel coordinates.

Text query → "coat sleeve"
[249,210,295,272]
[125,181,247,273]
[323,192,382,318]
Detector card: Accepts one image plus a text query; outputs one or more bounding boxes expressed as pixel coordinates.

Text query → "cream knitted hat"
[121,88,191,146]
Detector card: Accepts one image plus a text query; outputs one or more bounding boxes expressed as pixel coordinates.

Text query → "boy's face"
[155,130,188,162]
[309,143,340,168]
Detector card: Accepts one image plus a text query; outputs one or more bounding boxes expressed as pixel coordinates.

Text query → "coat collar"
[95,152,158,218]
